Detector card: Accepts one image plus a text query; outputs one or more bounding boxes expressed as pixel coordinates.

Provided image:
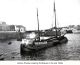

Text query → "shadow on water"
[20,49,47,60]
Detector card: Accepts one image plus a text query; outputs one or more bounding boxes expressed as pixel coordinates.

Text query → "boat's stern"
[20,39,35,53]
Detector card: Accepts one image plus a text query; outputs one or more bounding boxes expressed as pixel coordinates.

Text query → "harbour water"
[0,34,80,60]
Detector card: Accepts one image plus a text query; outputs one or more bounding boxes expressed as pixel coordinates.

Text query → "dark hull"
[66,30,73,33]
[20,36,68,53]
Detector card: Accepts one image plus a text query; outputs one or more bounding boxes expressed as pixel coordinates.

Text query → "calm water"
[0,34,80,60]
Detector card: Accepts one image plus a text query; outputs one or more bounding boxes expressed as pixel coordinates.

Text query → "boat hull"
[20,36,68,53]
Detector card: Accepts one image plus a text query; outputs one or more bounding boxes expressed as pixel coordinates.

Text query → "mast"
[37,8,40,40]
[54,1,57,38]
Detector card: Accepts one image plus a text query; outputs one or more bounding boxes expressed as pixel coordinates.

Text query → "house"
[0,22,10,31]
[15,25,26,32]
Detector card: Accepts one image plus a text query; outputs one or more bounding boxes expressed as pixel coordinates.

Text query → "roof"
[15,25,25,28]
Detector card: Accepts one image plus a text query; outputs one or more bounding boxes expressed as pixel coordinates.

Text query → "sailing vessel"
[65,28,73,33]
[20,1,68,53]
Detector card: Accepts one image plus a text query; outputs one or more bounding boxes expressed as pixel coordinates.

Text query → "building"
[15,25,26,32]
[0,22,26,32]
[0,22,10,31]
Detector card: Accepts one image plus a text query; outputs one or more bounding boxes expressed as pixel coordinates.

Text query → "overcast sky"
[0,0,80,30]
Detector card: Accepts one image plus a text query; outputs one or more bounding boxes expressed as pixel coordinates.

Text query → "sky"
[0,0,80,30]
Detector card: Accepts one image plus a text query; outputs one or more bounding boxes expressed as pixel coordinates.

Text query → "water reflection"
[20,49,47,60]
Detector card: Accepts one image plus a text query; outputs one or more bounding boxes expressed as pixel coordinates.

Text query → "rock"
[8,42,12,45]
[0,54,3,56]
[0,57,4,60]
[12,57,15,58]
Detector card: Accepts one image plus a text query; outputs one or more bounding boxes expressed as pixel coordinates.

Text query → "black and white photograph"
[0,0,80,64]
